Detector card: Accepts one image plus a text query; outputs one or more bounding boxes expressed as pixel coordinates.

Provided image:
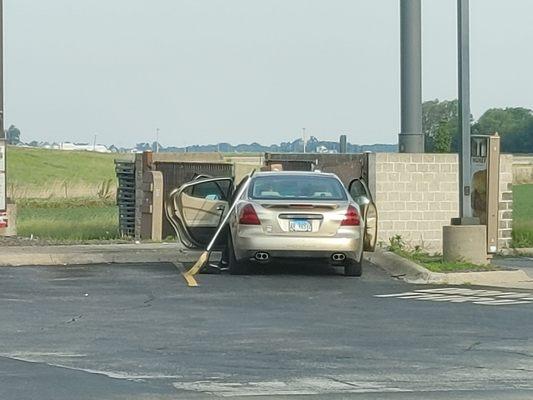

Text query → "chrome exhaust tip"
[255,252,270,261]
[331,253,346,262]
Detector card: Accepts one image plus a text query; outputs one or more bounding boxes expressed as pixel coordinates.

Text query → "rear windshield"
[249,175,347,201]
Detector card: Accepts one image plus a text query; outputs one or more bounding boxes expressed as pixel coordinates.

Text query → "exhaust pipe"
[331,253,346,262]
[255,252,270,261]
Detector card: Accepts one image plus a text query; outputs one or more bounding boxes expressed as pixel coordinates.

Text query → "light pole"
[156,128,160,153]
[443,0,486,265]
[398,0,424,153]
[93,133,97,151]
[457,0,473,221]
[0,0,6,214]
[302,128,307,153]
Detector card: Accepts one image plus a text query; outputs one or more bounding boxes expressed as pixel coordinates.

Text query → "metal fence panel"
[115,160,136,237]
[264,153,367,186]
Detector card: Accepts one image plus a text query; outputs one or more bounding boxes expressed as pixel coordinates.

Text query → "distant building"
[316,145,337,154]
[59,142,110,153]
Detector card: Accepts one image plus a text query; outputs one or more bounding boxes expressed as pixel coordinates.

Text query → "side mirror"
[355,195,371,206]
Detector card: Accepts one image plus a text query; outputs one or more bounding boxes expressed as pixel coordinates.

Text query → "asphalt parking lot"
[1,261,533,400]
[493,256,533,278]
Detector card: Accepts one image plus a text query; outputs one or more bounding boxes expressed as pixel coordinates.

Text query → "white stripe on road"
[0,353,183,381]
[172,370,533,397]
[173,377,408,397]
[375,288,533,306]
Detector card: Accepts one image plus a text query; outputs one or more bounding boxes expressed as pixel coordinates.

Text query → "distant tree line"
[135,137,397,154]
[423,99,533,153]
[7,102,533,154]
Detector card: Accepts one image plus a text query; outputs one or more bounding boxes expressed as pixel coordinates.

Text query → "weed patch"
[387,235,496,273]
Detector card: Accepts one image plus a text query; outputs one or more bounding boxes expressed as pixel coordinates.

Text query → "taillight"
[340,205,360,226]
[239,204,261,225]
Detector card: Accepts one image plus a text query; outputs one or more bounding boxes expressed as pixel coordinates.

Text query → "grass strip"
[17,199,120,241]
[387,235,496,273]
[512,184,533,248]
[391,248,495,273]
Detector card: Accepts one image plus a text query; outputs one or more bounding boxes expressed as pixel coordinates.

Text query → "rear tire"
[228,234,249,275]
[344,258,363,277]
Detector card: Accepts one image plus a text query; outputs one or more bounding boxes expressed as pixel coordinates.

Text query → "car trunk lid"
[254,201,349,235]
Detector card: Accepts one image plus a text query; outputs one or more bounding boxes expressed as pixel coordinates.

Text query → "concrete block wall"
[498,155,514,249]
[369,153,459,252]
[234,162,263,184]
[513,156,533,184]
[369,153,514,253]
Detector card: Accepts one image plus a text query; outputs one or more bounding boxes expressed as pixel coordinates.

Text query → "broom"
[183,175,253,286]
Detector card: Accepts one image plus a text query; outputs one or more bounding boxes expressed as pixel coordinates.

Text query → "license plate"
[289,219,312,232]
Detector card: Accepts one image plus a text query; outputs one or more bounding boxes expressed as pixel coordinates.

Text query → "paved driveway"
[1,261,533,399]
[493,256,533,278]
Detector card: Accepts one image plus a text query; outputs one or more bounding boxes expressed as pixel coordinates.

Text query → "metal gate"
[264,153,368,187]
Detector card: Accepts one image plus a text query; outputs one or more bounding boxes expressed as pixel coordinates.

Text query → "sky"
[4,0,533,148]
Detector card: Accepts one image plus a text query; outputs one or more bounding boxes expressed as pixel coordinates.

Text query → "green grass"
[17,199,120,241]
[6,147,125,240]
[7,146,119,186]
[512,184,533,248]
[393,248,495,273]
[387,235,495,273]
[6,146,129,199]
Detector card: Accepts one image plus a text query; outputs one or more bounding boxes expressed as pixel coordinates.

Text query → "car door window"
[184,180,231,201]
[349,180,369,201]
[166,177,233,249]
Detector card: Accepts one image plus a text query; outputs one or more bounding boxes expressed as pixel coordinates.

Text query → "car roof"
[253,170,338,178]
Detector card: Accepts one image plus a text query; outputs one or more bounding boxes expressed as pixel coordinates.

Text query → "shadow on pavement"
[182,259,357,277]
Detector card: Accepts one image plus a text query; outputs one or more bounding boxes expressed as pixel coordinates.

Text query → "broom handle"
[206,174,253,252]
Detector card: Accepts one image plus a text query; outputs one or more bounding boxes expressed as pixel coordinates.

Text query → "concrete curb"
[0,243,202,267]
[365,250,431,282]
[365,249,533,289]
[2,244,531,289]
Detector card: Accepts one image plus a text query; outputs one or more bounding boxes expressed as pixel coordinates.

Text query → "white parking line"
[473,300,532,306]
[172,370,533,397]
[375,288,533,306]
[173,377,408,397]
[495,293,533,299]
[375,292,419,298]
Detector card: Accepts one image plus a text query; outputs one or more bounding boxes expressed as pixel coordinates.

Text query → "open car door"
[166,177,234,249]
[348,178,378,252]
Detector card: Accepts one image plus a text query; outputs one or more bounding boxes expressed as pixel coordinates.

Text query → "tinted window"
[349,180,368,199]
[185,180,231,200]
[249,175,347,201]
